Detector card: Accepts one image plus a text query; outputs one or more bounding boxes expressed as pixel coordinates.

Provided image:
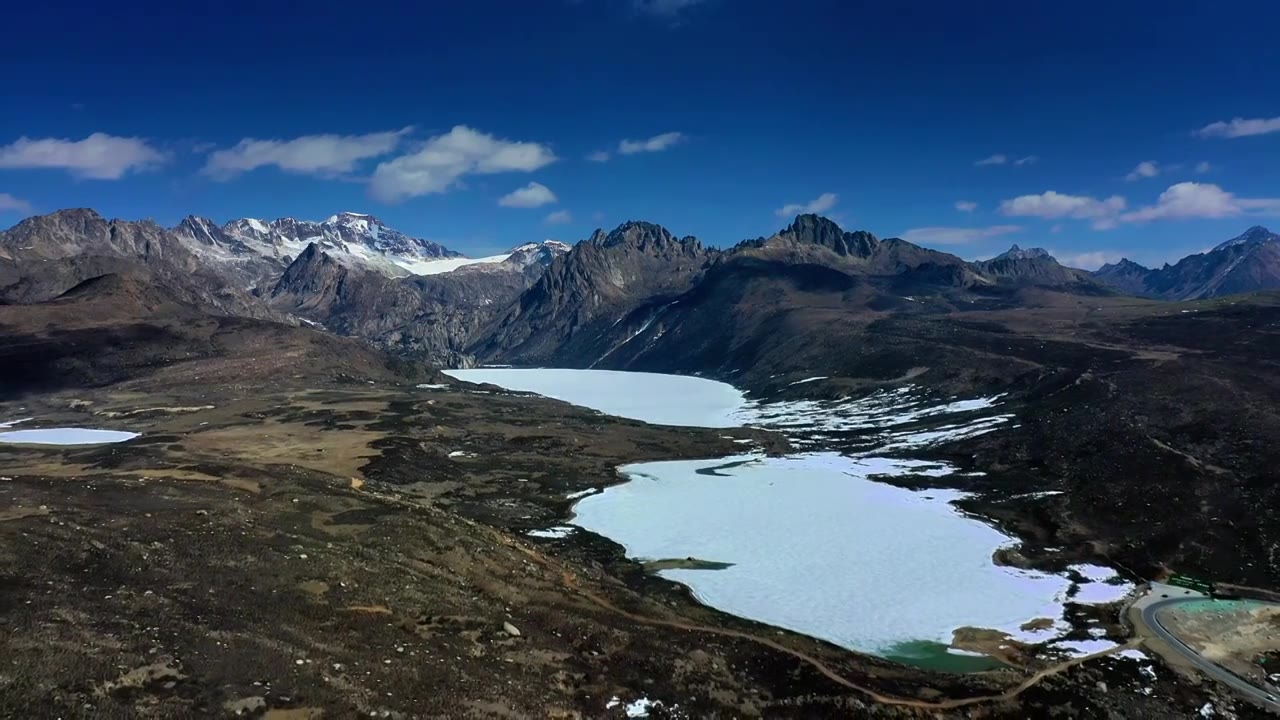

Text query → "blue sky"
[2,0,1279,267]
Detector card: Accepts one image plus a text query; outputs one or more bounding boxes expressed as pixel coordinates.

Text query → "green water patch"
[1172,599,1265,615]
[881,640,1005,673]
[642,557,735,572]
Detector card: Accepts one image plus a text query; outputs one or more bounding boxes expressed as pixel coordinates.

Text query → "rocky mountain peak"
[174,215,237,249]
[1,208,191,268]
[994,244,1053,262]
[272,242,348,302]
[324,211,377,224]
[781,214,878,257]
[596,221,684,250]
[6,208,105,237]
[1213,225,1278,252]
[1097,258,1150,275]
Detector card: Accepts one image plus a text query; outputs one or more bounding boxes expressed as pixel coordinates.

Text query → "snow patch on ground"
[789,376,828,385]
[1050,639,1120,657]
[1068,564,1135,604]
[605,697,665,717]
[526,526,575,539]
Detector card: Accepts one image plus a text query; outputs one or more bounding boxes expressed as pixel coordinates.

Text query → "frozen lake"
[446,367,1121,668]
[573,453,1069,664]
[443,368,747,427]
[0,427,139,445]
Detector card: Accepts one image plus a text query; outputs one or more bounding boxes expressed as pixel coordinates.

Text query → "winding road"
[1141,597,1280,711]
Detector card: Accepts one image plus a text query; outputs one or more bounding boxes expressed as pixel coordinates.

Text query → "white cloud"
[618,132,685,155]
[775,192,838,218]
[1125,161,1160,181]
[976,154,1036,167]
[0,192,32,213]
[1051,250,1126,271]
[545,209,572,225]
[1195,161,1213,174]
[632,0,706,16]
[586,150,610,163]
[204,128,410,179]
[1121,182,1280,223]
[1196,116,1280,139]
[999,190,1127,229]
[899,225,1022,245]
[954,201,977,213]
[498,181,557,208]
[369,126,557,203]
[0,133,167,180]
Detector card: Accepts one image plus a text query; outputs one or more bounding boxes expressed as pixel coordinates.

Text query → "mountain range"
[2,208,1278,367]
[1092,225,1280,300]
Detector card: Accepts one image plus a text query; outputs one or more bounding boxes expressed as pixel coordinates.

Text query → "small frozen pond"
[442,368,747,427]
[0,425,139,445]
[455,367,1121,669]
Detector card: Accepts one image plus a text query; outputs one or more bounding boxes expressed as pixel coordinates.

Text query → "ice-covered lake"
[444,368,1128,668]
[574,453,1071,663]
[443,368,747,427]
[0,419,138,445]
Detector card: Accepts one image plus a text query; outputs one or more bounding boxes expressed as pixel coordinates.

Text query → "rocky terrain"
[2,207,1280,717]
[2,274,1270,719]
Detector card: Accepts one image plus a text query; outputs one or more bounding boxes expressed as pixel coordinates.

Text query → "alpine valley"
[2,208,1280,719]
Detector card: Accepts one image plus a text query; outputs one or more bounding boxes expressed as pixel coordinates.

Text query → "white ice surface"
[571,452,1071,656]
[442,368,747,427]
[393,253,510,276]
[0,428,139,445]
[458,368,1123,658]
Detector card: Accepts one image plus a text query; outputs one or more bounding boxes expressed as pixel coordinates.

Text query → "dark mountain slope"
[975,245,1097,288]
[271,242,563,365]
[472,215,1096,375]
[0,209,278,320]
[1093,258,1153,296]
[470,221,716,365]
[1093,226,1280,300]
[0,269,431,399]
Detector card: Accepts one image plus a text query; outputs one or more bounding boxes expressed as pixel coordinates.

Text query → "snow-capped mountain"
[176,211,460,277]
[173,211,564,282]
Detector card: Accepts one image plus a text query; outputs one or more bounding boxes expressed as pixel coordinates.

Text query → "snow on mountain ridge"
[173,215,571,279]
[1212,225,1277,252]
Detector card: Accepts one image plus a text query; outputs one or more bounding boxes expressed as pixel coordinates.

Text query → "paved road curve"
[1141,597,1280,711]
